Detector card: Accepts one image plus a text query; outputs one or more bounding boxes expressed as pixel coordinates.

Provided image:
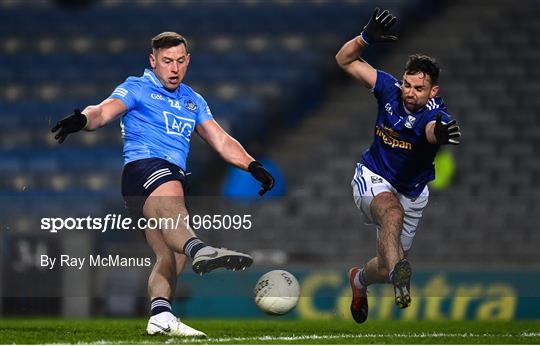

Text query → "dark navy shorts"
[121,158,186,217]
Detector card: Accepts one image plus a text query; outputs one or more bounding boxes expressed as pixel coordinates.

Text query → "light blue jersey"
[109,69,213,170]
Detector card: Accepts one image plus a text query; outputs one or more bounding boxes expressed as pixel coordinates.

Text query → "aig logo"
[163,111,195,141]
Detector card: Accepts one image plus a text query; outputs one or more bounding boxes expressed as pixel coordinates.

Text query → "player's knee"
[371,192,402,223]
[143,196,186,221]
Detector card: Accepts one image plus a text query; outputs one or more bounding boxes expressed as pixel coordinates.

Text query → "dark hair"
[405,54,440,85]
[151,32,188,52]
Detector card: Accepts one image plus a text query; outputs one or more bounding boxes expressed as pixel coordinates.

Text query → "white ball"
[253,270,300,315]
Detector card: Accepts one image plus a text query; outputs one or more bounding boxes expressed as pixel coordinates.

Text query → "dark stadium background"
[0,0,538,323]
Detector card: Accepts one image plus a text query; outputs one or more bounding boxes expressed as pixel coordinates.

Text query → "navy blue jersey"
[362,70,453,197]
[109,69,213,171]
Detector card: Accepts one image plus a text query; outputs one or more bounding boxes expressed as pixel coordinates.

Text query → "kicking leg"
[143,180,252,275]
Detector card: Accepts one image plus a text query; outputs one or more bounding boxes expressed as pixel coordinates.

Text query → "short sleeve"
[428,110,452,124]
[373,70,400,100]
[429,110,452,123]
[422,96,453,127]
[194,94,214,125]
[109,81,142,111]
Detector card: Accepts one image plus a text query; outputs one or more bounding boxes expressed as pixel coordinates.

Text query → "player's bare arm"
[425,121,438,144]
[82,98,127,130]
[196,119,254,170]
[196,119,275,195]
[51,98,126,143]
[335,39,377,89]
[336,8,398,89]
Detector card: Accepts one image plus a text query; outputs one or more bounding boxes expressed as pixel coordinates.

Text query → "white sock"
[152,311,175,322]
[354,268,366,288]
[194,245,216,257]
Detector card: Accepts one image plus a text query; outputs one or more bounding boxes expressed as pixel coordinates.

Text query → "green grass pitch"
[0,318,539,344]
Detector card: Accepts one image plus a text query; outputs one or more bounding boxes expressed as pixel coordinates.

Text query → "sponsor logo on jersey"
[404,115,416,129]
[385,103,393,116]
[382,125,399,138]
[151,93,165,101]
[163,111,195,140]
[375,126,412,150]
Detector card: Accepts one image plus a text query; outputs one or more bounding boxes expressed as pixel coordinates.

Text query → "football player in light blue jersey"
[52,32,275,337]
[336,9,461,323]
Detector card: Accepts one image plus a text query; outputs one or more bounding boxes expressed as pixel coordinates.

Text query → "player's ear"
[430,84,439,98]
[149,53,156,69]
[186,53,191,66]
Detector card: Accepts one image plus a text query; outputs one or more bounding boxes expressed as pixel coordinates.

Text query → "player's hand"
[434,113,461,145]
[51,109,87,144]
[248,161,275,196]
[361,8,398,44]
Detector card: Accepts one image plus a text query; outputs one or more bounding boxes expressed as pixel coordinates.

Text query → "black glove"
[434,113,461,145]
[248,161,275,196]
[51,109,87,144]
[361,8,398,44]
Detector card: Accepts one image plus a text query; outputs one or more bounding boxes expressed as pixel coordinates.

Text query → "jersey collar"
[143,69,163,88]
[143,69,183,96]
[402,101,412,115]
[401,100,429,115]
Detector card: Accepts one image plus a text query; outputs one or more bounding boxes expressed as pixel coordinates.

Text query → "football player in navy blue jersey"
[52,32,274,337]
[336,8,461,323]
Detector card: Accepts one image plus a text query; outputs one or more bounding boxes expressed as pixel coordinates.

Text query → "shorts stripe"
[359,165,367,191]
[145,168,169,182]
[354,165,363,195]
[354,177,364,195]
[144,172,172,190]
[143,169,172,189]
[122,158,187,217]
[355,164,367,194]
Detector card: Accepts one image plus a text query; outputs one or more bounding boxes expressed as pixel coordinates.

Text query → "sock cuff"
[387,269,394,283]
[151,297,171,305]
[358,268,368,287]
[183,237,206,259]
[150,297,172,316]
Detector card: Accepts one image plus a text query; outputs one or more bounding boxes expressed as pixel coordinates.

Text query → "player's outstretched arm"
[51,98,126,143]
[196,120,275,196]
[335,8,398,89]
[426,113,461,145]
